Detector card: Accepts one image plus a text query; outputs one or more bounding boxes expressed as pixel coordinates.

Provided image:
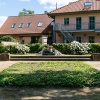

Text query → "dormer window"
[19,23,23,28]
[84,2,92,7]
[38,22,43,27]
[26,22,31,28]
[11,23,16,28]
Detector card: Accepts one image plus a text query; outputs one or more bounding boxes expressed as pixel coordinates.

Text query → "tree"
[18,8,34,16]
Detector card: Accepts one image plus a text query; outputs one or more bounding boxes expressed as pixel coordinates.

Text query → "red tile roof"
[0,14,53,35]
[49,0,100,14]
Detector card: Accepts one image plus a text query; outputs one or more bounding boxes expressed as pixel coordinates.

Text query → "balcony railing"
[54,23,100,31]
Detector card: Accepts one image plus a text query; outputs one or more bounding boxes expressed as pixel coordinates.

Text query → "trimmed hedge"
[89,43,100,53]
[53,43,100,54]
[0,44,6,53]
[0,43,100,54]
[27,43,46,53]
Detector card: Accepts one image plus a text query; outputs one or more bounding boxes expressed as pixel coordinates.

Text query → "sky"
[0,0,76,27]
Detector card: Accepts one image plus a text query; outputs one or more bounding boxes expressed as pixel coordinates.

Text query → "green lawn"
[0,61,100,87]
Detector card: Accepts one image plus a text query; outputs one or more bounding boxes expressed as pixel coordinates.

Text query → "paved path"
[0,61,100,72]
[84,61,100,70]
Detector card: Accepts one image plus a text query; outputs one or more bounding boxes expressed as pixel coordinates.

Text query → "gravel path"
[0,61,100,72]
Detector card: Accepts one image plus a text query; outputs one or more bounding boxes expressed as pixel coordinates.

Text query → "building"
[48,0,100,43]
[0,14,53,44]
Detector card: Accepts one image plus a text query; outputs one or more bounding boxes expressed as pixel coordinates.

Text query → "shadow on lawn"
[0,86,100,100]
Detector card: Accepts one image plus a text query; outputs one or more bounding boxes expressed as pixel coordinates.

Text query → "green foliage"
[70,41,90,54]
[89,43,100,53]
[5,44,30,54]
[28,43,46,53]
[0,44,6,53]
[18,8,34,16]
[1,43,100,54]
[53,42,100,55]
[52,43,71,54]
[16,44,30,54]
[5,45,18,54]
[0,61,99,87]
[0,35,17,42]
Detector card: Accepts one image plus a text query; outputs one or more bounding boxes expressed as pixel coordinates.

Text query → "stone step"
[10,55,91,58]
[10,57,92,61]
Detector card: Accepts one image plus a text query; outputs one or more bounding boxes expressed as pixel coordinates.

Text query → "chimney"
[44,11,48,14]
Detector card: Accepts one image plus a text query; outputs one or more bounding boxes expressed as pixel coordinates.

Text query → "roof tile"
[0,14,53,35]
[49,0,100,14]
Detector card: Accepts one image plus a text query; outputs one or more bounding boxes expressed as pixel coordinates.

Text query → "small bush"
[29,43,46,53]
[5,45,18,54]
[70,41,90,55]
[16,44,30,54]
[0,35,17,42]
[0,44,6,53]
[89,43,100,53]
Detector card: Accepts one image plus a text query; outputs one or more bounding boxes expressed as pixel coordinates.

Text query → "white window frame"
[19,23,24,28]
[26,22,31,28]
[38,22,43,27]
[11,23,16,28]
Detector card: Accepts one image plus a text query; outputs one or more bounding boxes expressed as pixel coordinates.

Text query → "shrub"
[29,43,46,53]
[70,41,90,54]
[5,45,18,54]
[89,43,100,53]
[0,35,17,42]
[16,44,30,54]
[0,44,6,53]
[52,43,71,54]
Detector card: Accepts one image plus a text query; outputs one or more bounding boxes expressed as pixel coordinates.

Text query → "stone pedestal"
[92,53,100,61]
[0,53,10,61]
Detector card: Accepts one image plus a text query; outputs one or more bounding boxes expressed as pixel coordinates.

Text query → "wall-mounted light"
[84,34,86,36]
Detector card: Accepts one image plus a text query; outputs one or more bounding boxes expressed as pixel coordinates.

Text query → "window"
[88,36,95,43]
[38,22,43,27]
[76,17,82,30]
[11,23,16,28]
[84,2,92,7]
[19,23,23,28]
[76,36,82,43]
[26,22,31,28]
[89,16,95,30]
[64,18,69,25]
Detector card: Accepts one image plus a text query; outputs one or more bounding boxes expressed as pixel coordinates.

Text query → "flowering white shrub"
[70,41,90,54]
[16,44,30,54]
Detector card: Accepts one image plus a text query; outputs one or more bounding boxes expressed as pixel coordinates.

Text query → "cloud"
[18,0,31,2]
[37,0,76,10]
[0,16,7,27]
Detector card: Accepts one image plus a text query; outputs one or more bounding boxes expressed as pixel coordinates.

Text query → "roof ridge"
[49,0,80,13]
[8,14,47,17]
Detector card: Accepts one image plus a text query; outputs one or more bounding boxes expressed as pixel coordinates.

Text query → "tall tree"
[18,8,34,16]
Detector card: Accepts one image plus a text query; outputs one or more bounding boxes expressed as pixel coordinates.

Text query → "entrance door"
[31,36,40,43]
[47,36,53,45]
[76,17,82,30]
